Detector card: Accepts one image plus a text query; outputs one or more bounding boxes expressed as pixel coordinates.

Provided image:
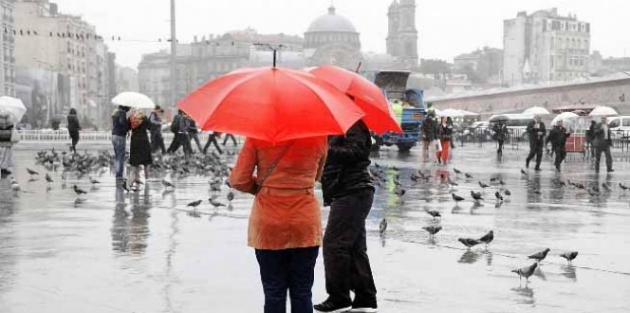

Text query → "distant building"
[589,51,630,76]
[503,8,590,86]
[386,0,419,69]
[116,66,139,93]
[453,47,503,85]
[1,0,16,97]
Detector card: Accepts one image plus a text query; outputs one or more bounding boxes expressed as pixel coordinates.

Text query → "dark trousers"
[554,146,567,168]
[222,133,238,146]
[151,132,166,154]
[526,142,543,169]
[255,247,319,313]
[189,132,203,152]
[167,133,191,155]
[497,140,504,154]
[203,134,223,154]
[595,144,613,171]
[69,130,79,153]
[323,188,377,306]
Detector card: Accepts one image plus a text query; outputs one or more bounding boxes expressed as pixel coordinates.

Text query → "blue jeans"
[255,247,319,313]
[112,135,126,179]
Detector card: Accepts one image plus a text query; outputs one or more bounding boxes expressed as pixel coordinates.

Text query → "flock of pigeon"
[369,163,588,284]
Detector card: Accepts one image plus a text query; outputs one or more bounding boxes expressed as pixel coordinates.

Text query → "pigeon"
[478,230,494,247]
[73,185,87,196]
[187,200,203,208]
[452,193,465,203]
[227,191,235,202]
[499,179,506,186]
[560,251,579,264]
[11,178,20,192]
[619,183,629,191]
[490,177,498,183]
[162,179,175,189]
[26,168,39,176]
[504,189,512,197]
[602,183,612,192]
[464,173,473,179]
[394,188,406,197]
[209,198,227,208]
[45,173,54,184]
[458,238,481,249]
[422,226,442,237]
[447,177,458,187]
[528,248,551,263]
[379,218,387,235]
[89,177,100,185]
[426,210,441,219]
[520,169,528,176]
[471,191,484,201]
[454,168,462,174]
[587,188,600,197]
[512,263,538,282]
[495,191,504,201]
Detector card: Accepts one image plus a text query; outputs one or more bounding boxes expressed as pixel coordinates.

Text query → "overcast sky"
[51,0,630,69]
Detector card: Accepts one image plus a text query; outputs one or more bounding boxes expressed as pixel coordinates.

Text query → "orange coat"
[229,137,327,250]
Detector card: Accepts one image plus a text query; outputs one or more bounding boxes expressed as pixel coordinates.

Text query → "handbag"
[10,131,20,143]
[433,139,442,152]
[253,142,293,195]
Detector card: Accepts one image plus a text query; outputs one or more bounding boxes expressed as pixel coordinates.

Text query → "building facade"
[503,8,590,86]
[386,0,419,69]
[453,47,503,85]
[1,0,16,96]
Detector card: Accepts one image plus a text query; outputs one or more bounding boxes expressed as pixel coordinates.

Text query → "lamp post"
[170,0,177,109]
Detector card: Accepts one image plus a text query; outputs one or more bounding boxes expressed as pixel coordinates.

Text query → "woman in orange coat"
[229,136,327,313]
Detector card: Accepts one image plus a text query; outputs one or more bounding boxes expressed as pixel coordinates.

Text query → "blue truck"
[364,71,427,152]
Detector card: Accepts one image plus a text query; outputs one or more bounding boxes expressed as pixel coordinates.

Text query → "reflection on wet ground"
[1,146,630,312]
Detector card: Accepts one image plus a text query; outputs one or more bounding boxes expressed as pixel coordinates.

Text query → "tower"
[386,1,400,57]
[398,0,418,67]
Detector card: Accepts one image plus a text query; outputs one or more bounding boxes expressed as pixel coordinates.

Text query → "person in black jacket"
[149,105,166,154]
[315,120,377,313]
[420,111,438,162]
[111,105,131,180]
[187,117,203,152]
[594,116,614,173]
[586,120,597,159]
[67,108,81,154]
[525,115,546,171]
[546,120,571,171]
[493,121,509,155]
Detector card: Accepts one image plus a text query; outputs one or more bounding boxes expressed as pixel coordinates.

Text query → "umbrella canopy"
[589,106,618,116]
[177,66,366,143]
[0,96,27,124]
[489,115,510,123]
[523,106,551,115]
[436,108,478,117]
[112,92,156,109]
[551,112,579,126]
[309,65,402,134]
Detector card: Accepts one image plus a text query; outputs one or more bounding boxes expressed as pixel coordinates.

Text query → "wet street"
[1,144,629,313]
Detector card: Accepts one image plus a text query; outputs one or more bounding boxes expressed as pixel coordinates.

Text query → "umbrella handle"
[355,62,362,73]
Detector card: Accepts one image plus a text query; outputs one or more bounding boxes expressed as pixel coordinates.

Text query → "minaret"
[386,1,400,57]
[398,0,419,67]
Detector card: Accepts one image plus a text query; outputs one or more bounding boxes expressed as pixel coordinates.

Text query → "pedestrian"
[493,120,509,155]
[586,120,597,159]
[0,113,19,176]
[421,111,437,162]
[594,116,614,173]
[203,131,223,155]
[437,116,453,165]
[128,110,152,184]
[111,105,131,181]
[525,115,546,171]
[229,136,327,313]
[67,108,81,154]
[315,120,378,313]
[166,110,192,156]
[546,120,571,171]
[149,105,166,154]
[187,116,203,153]
[222,133,238,146]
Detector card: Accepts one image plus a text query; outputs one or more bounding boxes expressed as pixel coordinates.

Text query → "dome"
[306,6,358,33]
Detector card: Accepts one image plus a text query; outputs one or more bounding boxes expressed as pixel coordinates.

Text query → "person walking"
[166,110,192,156]
[229,136,327,313]
[421,111,437,163]
[586,120,597,159]
[437,117,453,165]
[315,120,378,313]
[594,116,614,173]
[222,133,238,146]
[0,113,19,176]
[67,108,81,154]
[187,117,203,153]
[149,105,166,154]
[111,105,131,181]
[128,110,152,184]
[525,115,546,171]
[493,120,509,155]
[203,131,224,155]
[546,120,571,171]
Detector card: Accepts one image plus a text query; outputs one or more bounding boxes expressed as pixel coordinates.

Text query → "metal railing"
[16,130,177,142]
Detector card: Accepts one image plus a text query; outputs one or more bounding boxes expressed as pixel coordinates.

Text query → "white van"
[607,116,630,139]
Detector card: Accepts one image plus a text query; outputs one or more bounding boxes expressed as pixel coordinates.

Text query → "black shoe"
[607,169,614,172]
[556,165,561,172]
[534,167,541,171]
[595,168,600,173]
[314,299,352,313]
[350,300,378,313]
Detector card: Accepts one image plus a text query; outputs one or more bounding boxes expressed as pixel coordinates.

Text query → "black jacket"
[321,120,374,206]
[67,114,80,132]
[493,123,509,141]
[421,118,437,141]
[546,125,570,148]
[594,122,613,147]
[111,108,130,136]
[438,123,453,141]
[526,120,546,144]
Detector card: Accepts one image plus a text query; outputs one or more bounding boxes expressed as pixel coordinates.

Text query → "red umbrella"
[309,65,403,134]
[177,66,365,143]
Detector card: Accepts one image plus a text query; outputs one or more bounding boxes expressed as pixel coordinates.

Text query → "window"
[623,119,630,127]
[609,120,620,128]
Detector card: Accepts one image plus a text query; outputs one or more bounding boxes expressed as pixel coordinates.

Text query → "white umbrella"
[436,108,461,117]
[589,106,618,116]
[0,96,27,124]
[112,92,156,109]
[551,112,579,126]
[458,109,479,116]
[523,106,550,115]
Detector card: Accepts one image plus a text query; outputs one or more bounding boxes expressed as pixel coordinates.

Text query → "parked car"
[607,116,630,139]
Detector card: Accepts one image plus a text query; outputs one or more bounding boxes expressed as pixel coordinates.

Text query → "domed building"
[304,6,364,70]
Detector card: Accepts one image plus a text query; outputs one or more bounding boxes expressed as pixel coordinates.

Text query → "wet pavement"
[1,145,629,313]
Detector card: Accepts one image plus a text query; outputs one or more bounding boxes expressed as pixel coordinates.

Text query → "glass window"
[622,119,630,127]
[609,120,620,128]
